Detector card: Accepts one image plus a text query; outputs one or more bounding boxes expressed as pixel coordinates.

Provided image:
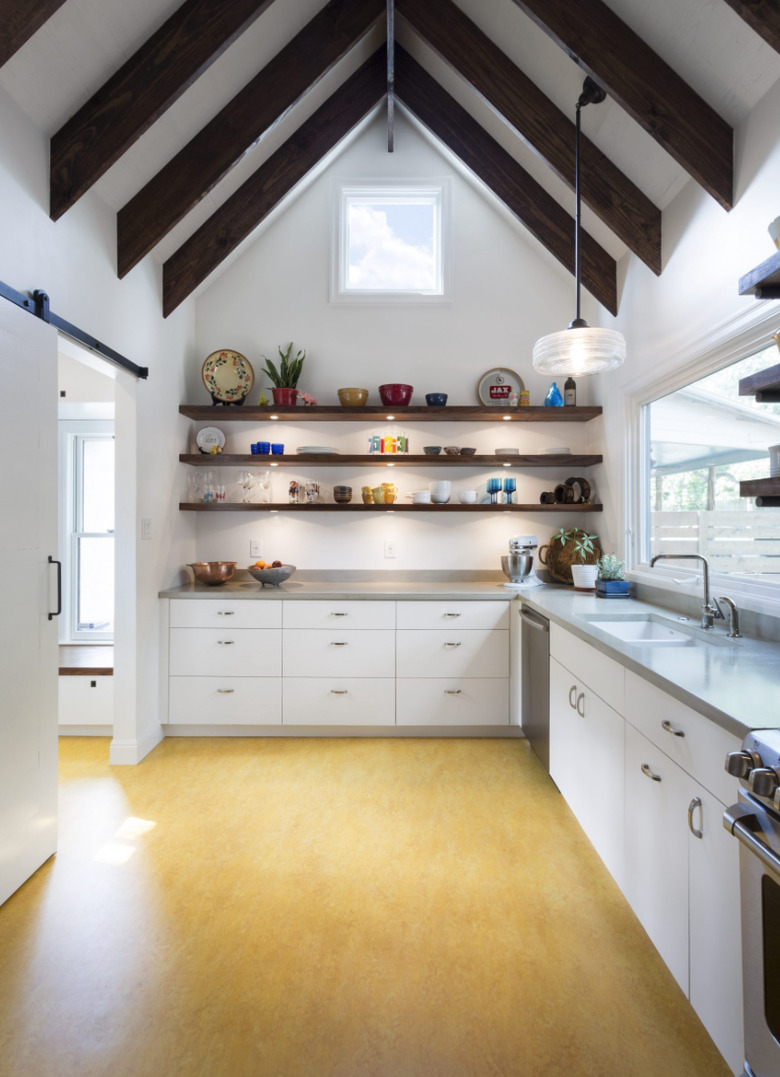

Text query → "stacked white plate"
[297,446,339,454]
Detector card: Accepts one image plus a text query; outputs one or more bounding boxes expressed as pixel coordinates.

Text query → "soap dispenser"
[544,381,563,407]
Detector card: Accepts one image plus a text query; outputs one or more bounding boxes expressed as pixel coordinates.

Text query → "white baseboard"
[109,725,163,765]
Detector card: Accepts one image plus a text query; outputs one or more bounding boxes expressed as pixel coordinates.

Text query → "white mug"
[430,480,451,504]
[769,443,780,477]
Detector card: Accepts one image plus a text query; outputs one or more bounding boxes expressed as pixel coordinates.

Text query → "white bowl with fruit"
[247,560,296,587]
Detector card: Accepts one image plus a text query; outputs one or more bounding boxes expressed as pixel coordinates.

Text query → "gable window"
[642,342,780,587]
[332,181,450,301]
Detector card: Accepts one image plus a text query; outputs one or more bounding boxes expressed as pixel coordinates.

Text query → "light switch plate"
[141,518,152,540]
[250,539,263,559]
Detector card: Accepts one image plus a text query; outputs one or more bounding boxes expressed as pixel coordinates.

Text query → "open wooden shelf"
[739,248,780,299]
[739,477,780,506]
[179,501,603,513]
[179,404,602,423]
[739,361,780,402]
[180,453,603,469]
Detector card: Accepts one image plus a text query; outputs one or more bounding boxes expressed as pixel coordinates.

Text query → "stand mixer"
[501,535,543,588]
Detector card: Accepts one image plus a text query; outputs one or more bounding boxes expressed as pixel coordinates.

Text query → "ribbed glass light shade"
[532,325,626,376]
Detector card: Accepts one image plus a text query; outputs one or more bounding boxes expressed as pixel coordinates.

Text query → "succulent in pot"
[261,342,306,406]
[596,553,630,595]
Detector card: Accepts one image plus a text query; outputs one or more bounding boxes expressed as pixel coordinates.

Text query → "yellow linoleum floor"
[0,737,731,1077]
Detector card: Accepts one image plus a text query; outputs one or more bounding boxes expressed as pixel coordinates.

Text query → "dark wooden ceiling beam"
[720,0,780,54]
[0,0,68,68]
[398,0,661,274]
[162,49,386,317]
[117,0,383,278]
[394,47,617,315]
[508,0,734,210]
[50,0,279,221]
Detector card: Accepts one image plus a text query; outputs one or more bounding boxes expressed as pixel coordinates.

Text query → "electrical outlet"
[141,518,152,540]
[250,539,263,560]
[384,541,397,559]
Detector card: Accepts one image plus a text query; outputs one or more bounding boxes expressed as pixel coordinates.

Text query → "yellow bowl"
[337,387,368,406]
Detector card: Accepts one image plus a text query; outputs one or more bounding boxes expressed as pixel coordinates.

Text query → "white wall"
[0,85,197,762]
[194,112,602,571]
[594,74,780,566]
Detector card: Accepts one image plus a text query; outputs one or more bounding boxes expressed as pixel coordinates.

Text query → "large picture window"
[332,181,450,302]
[644,341,780,582]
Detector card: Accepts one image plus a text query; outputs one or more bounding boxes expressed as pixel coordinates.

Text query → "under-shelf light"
[386,414,396,421]
[502,415,512,421]
[270,414,279,420]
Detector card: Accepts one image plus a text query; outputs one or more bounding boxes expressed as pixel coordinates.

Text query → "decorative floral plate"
[477,367,525,406]
[201,350,254,404]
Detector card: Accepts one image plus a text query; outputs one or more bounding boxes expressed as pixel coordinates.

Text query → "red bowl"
[378,383,414,406]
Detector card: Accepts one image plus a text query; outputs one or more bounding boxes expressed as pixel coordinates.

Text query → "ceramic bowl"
[425,393,448,406]
[460,447,477,455]
[443,446,460,455]
[495,447,520,455]
[333,485,352,503]
[247,564,296,587]
[337,387,368,407]
[458,491,478,504]
[410,490,432,504]
[423,446,442,455]
[379,383,413,406]
[188,561,236,586]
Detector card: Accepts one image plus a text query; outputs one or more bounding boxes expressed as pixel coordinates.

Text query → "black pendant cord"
[574,101,582,326]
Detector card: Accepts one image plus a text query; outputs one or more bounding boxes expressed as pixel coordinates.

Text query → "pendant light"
[532,77,626,377]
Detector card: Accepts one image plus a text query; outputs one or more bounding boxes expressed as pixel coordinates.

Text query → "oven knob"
[725,750,760,778]
[749,768,780,798]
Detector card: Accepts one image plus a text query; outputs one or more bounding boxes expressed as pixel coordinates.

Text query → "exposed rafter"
[162,49,386,317]
[398,0,661,274]
[508,0,734,210]
[50,0,279,221]
[720,0,780,54]
[117,0,383,278]
[395,47,618,315]
[0,0,68,68]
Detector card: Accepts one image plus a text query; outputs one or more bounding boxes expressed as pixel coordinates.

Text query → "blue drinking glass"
[503,477,516,504]
[487,477,502,504]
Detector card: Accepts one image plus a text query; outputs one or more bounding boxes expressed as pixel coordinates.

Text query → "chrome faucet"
[719,595,742,638]
[649,554,725,630]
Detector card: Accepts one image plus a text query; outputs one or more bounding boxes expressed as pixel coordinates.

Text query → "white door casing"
[0,301,58,905]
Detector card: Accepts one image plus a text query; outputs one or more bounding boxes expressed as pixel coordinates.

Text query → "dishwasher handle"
[520,609,549,633]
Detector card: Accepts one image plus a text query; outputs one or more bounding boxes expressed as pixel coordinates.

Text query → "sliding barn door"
[0,300,59,905]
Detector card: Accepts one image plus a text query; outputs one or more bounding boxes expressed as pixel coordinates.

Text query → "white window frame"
[330,178,452,303]
[58,418,115,643]
[624,300,780,618]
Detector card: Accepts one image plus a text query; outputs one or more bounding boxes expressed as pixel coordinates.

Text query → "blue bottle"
[545,381,564,407]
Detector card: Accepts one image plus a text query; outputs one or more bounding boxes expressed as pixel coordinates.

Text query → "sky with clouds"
[347,201,436,291]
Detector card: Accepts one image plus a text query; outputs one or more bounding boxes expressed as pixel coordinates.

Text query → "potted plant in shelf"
[596,554,630,597]
[261,342,306,406]
[538,528,600,588]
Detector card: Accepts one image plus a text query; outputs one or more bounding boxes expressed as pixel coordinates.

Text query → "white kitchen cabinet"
[396,629,508,679]
[396,601,509,631]
[283,628,395,679]
[58,675,114,730]
[624,679,743,1075]
[282,600,394,630]
[396,678,509,726]
[549,655,625,888]
[170,627,281,678]
[283,678,395,726]
[169,598,281,629]
[169,676,282,725]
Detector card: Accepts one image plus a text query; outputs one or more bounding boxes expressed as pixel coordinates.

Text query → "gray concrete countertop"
[520,587,780,738]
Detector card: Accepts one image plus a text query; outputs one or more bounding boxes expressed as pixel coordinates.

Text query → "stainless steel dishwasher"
[520,605,550,772]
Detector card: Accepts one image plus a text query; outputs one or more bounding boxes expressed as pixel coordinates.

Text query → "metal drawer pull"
[569,685,577,709]
[688,796,703,838]
[444,689,462,695]
[330,641,348,647]
[331,612,348,617]
[444,641,462,648]
[444,612,461,618]
[576,692,585,718]
[217,688,235,694]
[641,763,662,782]
[217,640,235,646]
[662,719,685,737]
[217,611,235,616]
[330,689,348,695]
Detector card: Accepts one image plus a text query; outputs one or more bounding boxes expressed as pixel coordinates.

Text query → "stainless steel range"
[724,730,780,1077]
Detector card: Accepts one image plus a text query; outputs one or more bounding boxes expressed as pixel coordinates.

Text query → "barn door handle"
[48,555,62,620]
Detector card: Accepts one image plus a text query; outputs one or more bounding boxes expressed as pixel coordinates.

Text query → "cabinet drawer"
[396,629,508,678]
[396,601,509,631]
[170,599,281,629]
[550,623,625,714]
[283,629,394,677]
[283,678,395,725]
[169,628,281,677]
[624,671,740,804]
[169,677,282,725]
[396,679,509,726]
[59,675,114,726]
[282,601,395,630]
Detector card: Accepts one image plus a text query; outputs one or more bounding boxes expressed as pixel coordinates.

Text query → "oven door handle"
[724,803,780,876]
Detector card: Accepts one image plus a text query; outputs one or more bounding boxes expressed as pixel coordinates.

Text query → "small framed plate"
[477,367,525,406]
[195,426,226,454]
[202,350,254,404]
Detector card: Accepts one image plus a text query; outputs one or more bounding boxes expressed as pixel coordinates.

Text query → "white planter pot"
[571,563,598,591]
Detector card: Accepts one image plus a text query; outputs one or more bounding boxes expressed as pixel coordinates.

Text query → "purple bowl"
[379,383,414,406]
